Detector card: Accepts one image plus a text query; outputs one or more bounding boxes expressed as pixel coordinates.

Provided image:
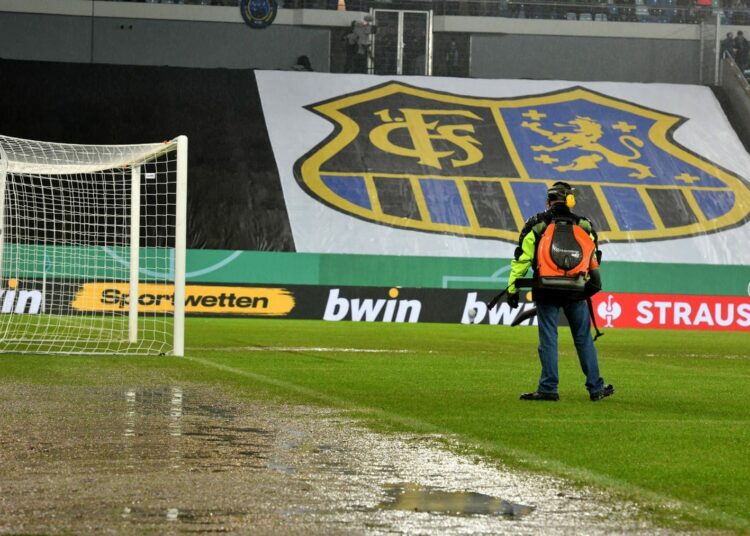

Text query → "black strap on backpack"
[587,297,604,341]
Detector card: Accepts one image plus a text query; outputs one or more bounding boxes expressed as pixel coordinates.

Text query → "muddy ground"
[0,382,680,534]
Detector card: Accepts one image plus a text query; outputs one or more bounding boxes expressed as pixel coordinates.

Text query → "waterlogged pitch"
[1,318,749,534]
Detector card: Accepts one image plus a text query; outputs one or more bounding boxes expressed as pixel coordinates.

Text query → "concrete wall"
[470,33,699,83]
[0,11,331,70]
[0,0,735,83]
[92,17,330,70]
[0,12,94,63]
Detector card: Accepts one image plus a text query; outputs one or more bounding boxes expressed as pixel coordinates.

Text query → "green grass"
[1,318,749,533]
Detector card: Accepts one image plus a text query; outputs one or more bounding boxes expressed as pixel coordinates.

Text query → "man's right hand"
[507,292,519,309]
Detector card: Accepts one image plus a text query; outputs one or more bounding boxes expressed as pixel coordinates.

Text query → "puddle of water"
[379,483,534,517]
[122,505,248,526]
[0,383,682,535]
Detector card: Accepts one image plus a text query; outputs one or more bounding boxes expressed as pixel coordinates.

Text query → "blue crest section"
[501,100,726,188]
[510,182,547,221]
[322,175,371,210]
[603,186,655,231]
[419,179,470,226]
[692,190,735,219]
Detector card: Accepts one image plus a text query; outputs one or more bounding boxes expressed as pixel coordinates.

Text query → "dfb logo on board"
[295,83,750,244]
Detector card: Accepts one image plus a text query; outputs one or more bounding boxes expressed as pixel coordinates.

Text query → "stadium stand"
[100,0,749,24]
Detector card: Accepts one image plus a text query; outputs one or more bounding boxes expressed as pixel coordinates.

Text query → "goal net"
[0,135,187,355]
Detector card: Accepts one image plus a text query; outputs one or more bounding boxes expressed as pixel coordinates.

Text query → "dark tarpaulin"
[0,59,294,252]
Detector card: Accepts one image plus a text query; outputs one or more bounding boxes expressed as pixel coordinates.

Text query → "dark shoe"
[590,384,615,401]
[520,391,559,401]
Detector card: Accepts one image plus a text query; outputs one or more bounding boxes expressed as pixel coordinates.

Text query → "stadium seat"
[635,0,651,21]
[566,11,577,19]
[594,13,607,20]
[645,0,660,17]
[662,0,678,21]
[606,0,619,20]
[579,12,593,20]
[711,0,728,23]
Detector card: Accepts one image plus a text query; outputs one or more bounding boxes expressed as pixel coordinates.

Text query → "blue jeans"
[536,300,605,395]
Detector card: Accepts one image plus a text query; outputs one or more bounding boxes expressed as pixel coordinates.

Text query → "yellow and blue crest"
[294,82,750,243]
[240,0,277,29]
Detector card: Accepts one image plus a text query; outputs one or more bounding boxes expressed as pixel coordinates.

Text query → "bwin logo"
[463,292,537,325]
[0,283,43,315]
[323,288,421,323]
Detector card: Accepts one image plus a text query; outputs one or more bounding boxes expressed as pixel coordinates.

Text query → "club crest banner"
[256,72,750,265]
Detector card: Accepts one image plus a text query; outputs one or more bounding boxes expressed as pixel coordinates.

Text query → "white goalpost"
[699,12,722,86]
[0,134,187,356]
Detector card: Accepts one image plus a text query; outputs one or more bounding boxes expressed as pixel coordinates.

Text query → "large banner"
[4,277,746,331]
[256,71,750,265]
[9,280,745,331]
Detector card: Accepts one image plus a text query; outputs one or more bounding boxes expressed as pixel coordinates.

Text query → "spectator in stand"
[292,55,313,71]
[695,0,713,18]
[721,32,736,59]
[735,0,748,24]
[735,30,748,69]
[677,0,696,23]
[343,21,358,73]
[351,14,376,74]
[445,39,460,76]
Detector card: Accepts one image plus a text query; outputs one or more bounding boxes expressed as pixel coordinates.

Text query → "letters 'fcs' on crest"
[293,82,750,244]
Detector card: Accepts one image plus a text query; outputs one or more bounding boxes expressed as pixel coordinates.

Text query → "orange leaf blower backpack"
[535,217,598,290]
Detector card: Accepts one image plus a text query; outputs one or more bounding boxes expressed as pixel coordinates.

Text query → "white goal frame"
[699,12,722,86]
[0,135,187,356]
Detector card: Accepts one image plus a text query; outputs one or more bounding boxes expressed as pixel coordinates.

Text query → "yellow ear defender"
[565,193,576,209]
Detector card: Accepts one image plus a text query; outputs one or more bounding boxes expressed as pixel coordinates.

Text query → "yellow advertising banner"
[72,283,295,316]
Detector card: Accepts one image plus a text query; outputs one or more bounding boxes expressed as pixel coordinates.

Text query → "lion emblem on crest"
[522,116,654,179]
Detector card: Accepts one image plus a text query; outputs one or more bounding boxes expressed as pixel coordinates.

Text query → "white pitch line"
[645,353,750,360]
[188,346,422,354]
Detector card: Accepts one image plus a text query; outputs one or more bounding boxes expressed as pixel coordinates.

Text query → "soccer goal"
[0,135,187,356]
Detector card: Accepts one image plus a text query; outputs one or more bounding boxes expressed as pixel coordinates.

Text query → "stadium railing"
[99,0,748,25]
